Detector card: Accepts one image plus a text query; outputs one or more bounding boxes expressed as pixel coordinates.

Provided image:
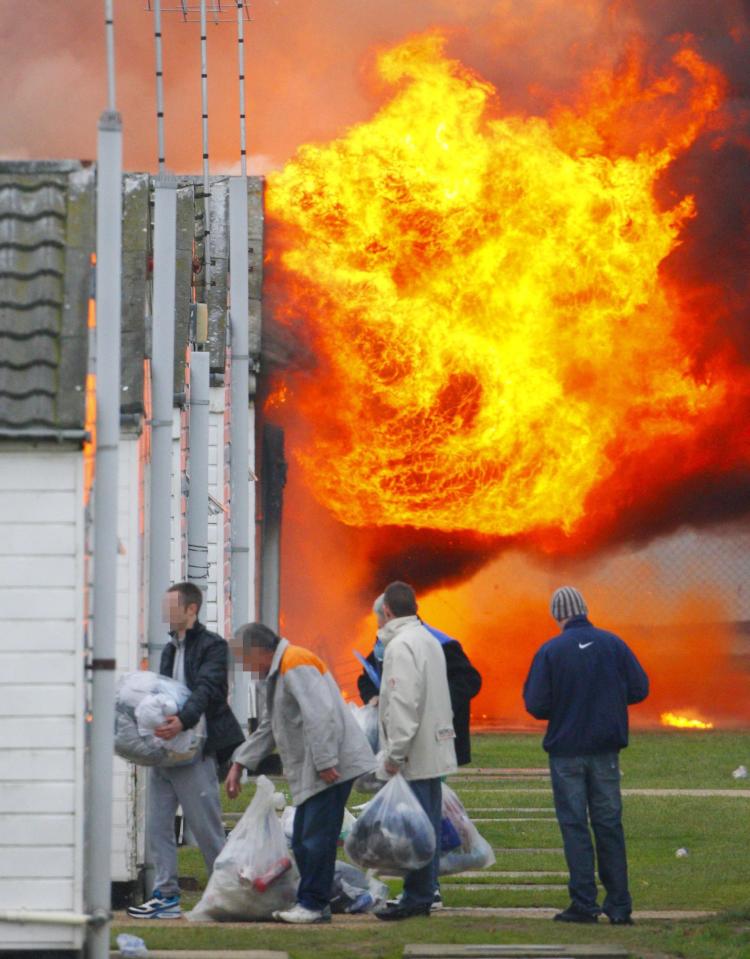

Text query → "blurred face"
[162,591,197,634]
[241,645,275,679]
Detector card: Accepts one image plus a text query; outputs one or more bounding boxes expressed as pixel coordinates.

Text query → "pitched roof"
[0,161,95,439]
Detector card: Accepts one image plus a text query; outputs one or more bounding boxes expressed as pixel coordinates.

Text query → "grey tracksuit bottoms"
[147,755,226,897]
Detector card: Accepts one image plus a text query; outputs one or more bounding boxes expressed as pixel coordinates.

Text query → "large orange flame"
[266,32,741,545]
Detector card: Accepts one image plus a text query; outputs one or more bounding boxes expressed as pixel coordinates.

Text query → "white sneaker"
[272,903,332,924]
[432,890,444,910]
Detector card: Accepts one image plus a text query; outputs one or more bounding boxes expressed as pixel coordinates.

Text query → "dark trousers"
[403,777,442,907]
[549,752,632,919]
[292,778,353,911]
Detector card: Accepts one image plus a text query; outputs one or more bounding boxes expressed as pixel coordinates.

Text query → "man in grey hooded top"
[225,623,375,924]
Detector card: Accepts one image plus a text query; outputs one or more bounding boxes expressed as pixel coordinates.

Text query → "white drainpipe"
[229,174,251,726]
[86,47,122,959]
[148,174,178,666]
[187,346,210,593]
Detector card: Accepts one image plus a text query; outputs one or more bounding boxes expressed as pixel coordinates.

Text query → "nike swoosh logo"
[578,642,593,649]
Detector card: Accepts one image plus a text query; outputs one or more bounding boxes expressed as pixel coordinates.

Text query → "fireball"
[266,31,733,541]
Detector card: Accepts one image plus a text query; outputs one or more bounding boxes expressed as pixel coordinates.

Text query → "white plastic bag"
[438,783,496,875]
[330,861,388,914]
[353,749,387,794]
[187,775,299,922]
[114,671,206,767]
[280,805,354,848]
[116,934,148,958]
[344,772,436,874]
[350,702,379,753]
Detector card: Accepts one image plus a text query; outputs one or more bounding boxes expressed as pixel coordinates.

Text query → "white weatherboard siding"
[0,449,85,950]
[206,387,226,634]
[112,435,146,883]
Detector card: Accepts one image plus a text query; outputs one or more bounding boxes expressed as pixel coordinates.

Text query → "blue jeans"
[402,777,442,907]
[549,752,632,919]
[292,778,353,911]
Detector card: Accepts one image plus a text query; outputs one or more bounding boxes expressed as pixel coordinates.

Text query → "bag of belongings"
[115,671,206,766]
[188,775,299,921]
[344,772,436,874]
[350,701,379,753]
[280,805,355,849]
[353,748,388,795]
[329,860,388,914]
[438,783,496,875]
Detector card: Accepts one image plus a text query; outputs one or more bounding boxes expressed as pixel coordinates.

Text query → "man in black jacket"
[523,586,649,926]
[358,595,482,766]
[127,582,244,920]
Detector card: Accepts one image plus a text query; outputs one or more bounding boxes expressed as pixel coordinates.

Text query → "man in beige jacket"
[375,581,457,921]
[225,623,375,924]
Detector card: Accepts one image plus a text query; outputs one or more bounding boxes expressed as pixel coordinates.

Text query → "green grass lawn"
[114,730,750,958]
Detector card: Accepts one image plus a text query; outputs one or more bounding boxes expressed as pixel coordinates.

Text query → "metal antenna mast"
[237,0,248,177]
[153,0,166,171]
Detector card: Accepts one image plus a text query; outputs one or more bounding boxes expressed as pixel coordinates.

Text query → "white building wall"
[0,448,85,950]
[111,434,146,883]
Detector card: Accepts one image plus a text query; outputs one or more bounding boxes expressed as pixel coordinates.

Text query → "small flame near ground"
[660,711,715,730]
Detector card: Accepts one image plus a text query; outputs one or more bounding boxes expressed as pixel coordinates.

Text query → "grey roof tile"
[0,163,94,438]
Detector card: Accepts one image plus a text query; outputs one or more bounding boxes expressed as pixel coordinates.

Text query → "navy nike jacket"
[523,616,649,757]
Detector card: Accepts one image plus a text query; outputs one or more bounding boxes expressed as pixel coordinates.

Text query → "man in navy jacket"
[523,587,649,926]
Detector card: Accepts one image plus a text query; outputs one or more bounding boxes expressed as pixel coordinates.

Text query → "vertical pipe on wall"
[229,177,251,725]
[187,349,210,593]
[148,176,178,668]
[86,5,121,956]
[229,178,250,631]
[260,424,286,634]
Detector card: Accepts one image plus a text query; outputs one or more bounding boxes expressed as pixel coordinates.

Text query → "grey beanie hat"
[551,586,588,622]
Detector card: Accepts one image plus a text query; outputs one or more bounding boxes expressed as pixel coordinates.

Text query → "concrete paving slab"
[110,952,288,959]
[621,788,750,797]
[404,946,628,958]
[440,883,568,891]
[474,817,558,823]
[438,907,715,920]
[453,871,569,879]
[457,769,550,777]
[493,848,564,855]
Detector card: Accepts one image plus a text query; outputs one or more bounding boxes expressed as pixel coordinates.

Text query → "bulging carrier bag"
[188,775,299,921]
[344,772,436,874]
[438,783,496,875]
[351,702,380,753]
[114,671,205,767]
